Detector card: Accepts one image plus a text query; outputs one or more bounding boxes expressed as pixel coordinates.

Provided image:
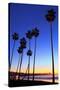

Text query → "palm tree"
[32,27,39,81]
[45,9,56,83]
[27,50,32,80]
[9,32,19,71]
[26,30,32,80]
[16,46,23,80]
[18,37,26,80]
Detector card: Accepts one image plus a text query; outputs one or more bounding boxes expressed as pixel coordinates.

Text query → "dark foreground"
[8,80,58,87]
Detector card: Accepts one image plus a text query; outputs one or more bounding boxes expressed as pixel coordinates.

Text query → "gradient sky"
[9,3,58,74]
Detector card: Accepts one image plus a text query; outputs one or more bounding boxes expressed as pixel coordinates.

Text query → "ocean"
[19,74,58,82]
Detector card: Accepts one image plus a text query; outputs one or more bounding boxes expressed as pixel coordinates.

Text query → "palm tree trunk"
[22,65,28,80]
[33,37,37,81]
[18,51,23,80]
[15,54,21,79]
[9,40,15,71]
[50,22,55,83]
[28,39,30,80]
[28,56,30,80]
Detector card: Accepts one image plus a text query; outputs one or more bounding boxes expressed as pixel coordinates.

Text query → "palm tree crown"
[20,37,27,49]
[17,46,23,54]
[45,9,56,22]
[12,32,19,40]
[32,27,39,37]
[27,50,32,56]
[26,30,32,39]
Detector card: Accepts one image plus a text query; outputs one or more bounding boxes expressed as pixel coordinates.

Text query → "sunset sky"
[9,3,58,74]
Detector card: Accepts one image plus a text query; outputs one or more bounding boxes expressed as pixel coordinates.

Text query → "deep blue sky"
[9,3,58,73]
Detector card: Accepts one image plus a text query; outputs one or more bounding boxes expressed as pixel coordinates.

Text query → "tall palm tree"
[9,32,19,71]
[45,9,56,83]
[16,46,23,80]
[26,30,32,80]
[27,50,32,80]
[18,37,26,80]
[32,27,39,81]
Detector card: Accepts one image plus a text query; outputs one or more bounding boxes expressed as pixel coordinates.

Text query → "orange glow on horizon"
[10,67,58,75]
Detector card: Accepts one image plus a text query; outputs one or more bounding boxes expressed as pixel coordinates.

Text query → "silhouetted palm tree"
[27,50,32,80]
[16,46,23,79]
[26,31,32,80]
[32,27,39,81]
[9,32,19,71]
[18,37,26,80]
[45,9,56,83]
